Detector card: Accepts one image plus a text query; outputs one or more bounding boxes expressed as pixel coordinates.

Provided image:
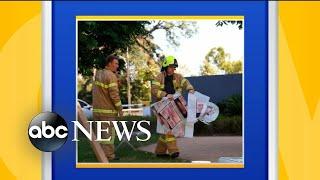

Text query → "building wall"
[186,74,242,103]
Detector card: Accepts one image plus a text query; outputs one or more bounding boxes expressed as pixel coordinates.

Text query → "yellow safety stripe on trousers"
[94,81,117,89]
[115,101,122,107]
[181,78,187,87]
[99,127,116,145]
[157,90,163,98]
[93,109,118,115]
[165,137,176,142]
[159,136,166,143]
[152,81,161,86]
[159,136,176,143]
[160,85,164,90]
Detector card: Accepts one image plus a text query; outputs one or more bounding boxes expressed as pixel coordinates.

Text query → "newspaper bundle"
[152,93,187,137]
[151,92,219,138]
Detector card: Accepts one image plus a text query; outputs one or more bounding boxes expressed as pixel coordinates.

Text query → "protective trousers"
[155,134,179,155]
[93,119,116,160]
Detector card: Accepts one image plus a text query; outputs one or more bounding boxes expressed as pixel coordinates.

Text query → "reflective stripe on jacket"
[92,68,122,119]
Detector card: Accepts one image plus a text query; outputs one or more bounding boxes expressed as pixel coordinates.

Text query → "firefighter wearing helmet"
[151,56,195,158]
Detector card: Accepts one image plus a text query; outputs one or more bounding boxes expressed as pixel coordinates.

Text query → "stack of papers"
[151,94,186,137]
[151,91,219,138]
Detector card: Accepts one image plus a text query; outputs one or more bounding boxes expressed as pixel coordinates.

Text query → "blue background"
[52,1,268,179]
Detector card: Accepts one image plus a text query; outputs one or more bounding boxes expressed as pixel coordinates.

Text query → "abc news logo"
[28,112,68,152]
[28,112,151,152]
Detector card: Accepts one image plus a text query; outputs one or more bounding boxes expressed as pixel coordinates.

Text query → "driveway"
[138,136,242,162]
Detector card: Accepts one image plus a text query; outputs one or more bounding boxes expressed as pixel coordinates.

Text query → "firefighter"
[151,55,195,158]
[92,55,123,161]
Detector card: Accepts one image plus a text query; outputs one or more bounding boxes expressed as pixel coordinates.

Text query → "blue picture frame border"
[52,1,268,179]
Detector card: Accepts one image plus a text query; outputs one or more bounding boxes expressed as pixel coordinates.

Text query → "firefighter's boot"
[166,135,180,158]
[155,135,168,156]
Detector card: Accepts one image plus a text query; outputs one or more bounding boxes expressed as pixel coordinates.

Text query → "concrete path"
[138,136,242,162]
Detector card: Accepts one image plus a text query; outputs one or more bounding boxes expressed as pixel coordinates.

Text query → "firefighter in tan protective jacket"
[151,56,194,158]
[92,55,123,161]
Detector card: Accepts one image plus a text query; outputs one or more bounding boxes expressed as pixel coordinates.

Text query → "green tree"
[135,20,198,66]
[216,20,243,30]
[78,20,198,104]
[145,21,198,47]
[118,21,198,103]
[78,20,197,76]
[201,47,242,75]
[117,44,160,104]
[78,21,150,76]
[200,58,218,75]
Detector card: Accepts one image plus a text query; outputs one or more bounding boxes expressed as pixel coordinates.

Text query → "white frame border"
[42,1,52,180]
[268,2,278,180]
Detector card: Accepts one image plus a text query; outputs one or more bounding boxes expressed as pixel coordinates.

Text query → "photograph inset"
[76,17,244,167]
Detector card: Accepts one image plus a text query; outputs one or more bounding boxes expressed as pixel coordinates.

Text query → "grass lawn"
[77,133,189,163]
